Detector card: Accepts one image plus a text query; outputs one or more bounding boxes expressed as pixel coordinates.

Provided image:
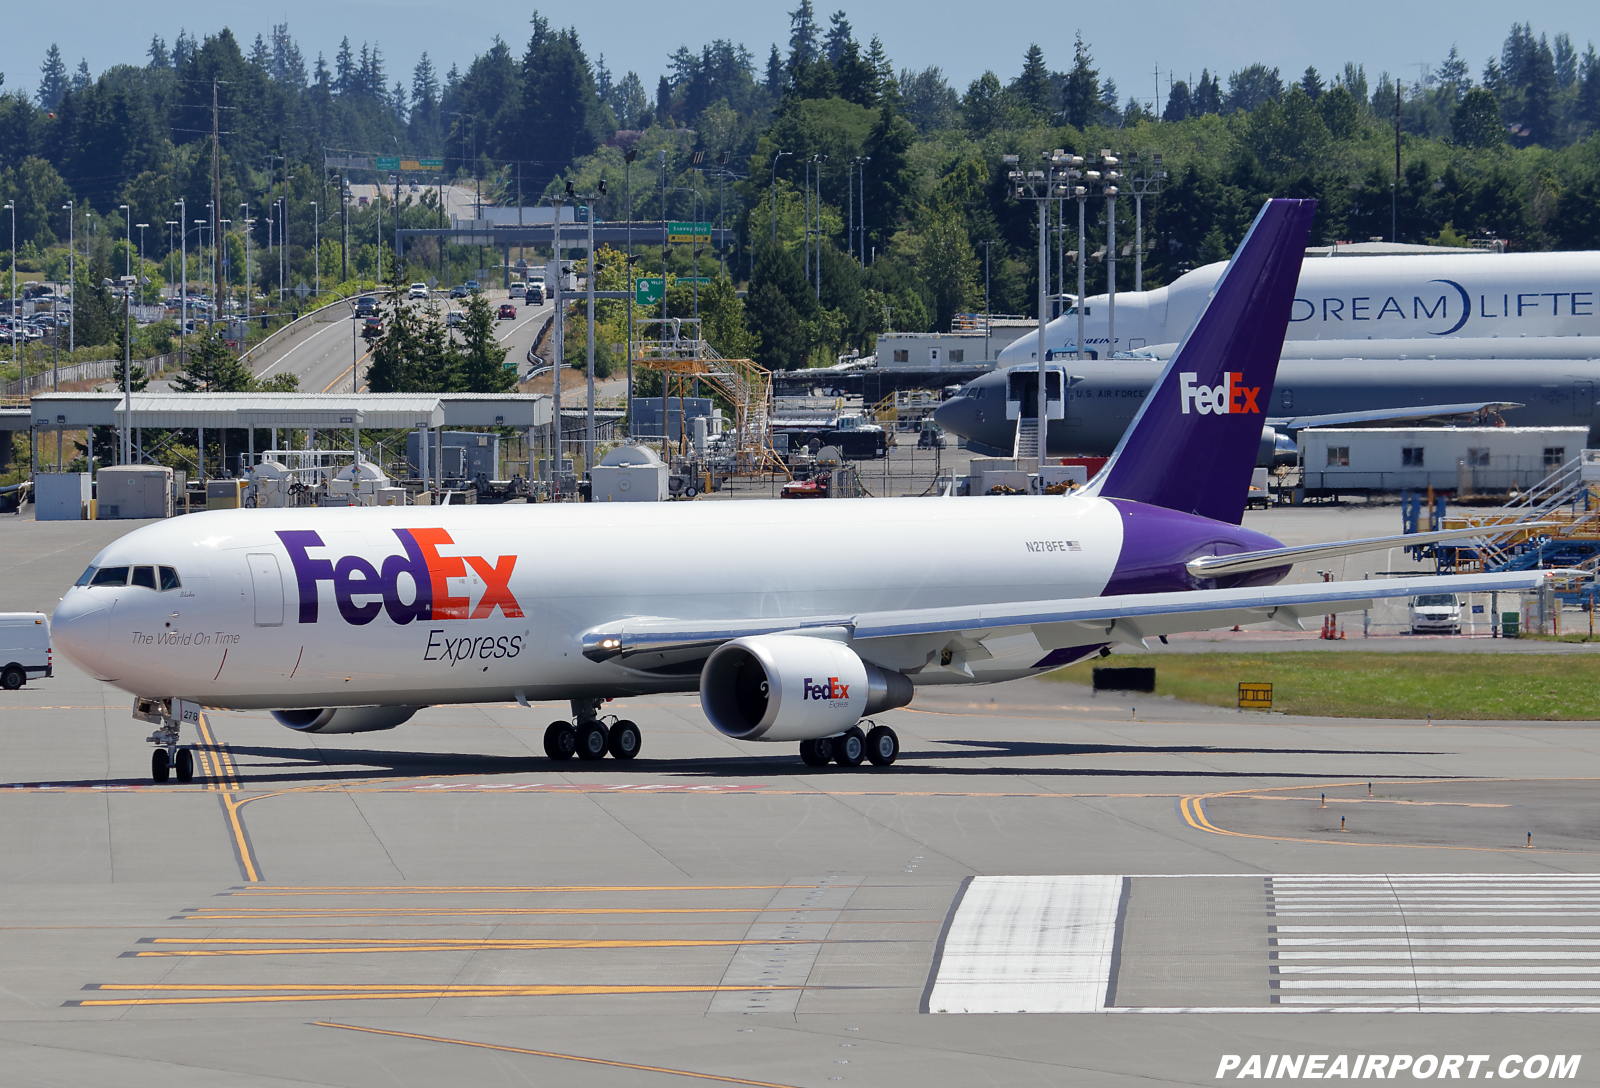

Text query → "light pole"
[978,240,992,361]
[135,223,149,302]
[174,199,187,362]
[624,147,636,419]
[769,150,791,243]
[4,203,15,387]
[857,155,869,268]
[63,201,74,354]
[1076,189,1087,360]
[240,204,251,326]
[1125,152,1166,292]
[310,201,319,296]
[568,178,608,474]
[1097,150,1123,352]
[194,219,208,328]
[1004,150,1082,466]
[120,206,132,465]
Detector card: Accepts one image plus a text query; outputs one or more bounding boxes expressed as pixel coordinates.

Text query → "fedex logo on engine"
[1178,372,1261,415]
[803,677,849,701]
[277,528,523,626]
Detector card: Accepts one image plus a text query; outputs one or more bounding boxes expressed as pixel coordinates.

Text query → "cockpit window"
[131,566,157,590]
[74,566,96,586]
[90,566,129,587]
[160,566,181,591]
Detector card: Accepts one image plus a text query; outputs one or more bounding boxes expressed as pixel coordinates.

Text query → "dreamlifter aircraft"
[52,200,1559,783]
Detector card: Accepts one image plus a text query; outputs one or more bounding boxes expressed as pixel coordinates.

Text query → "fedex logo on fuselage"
[276,528,523,626]
[804,677,849,701]
[1178,372,1261,416]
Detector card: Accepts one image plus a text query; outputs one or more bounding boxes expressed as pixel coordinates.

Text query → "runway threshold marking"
[67,982,809,1007]
[313,1021,805,1088]
[1178,784,1594,855]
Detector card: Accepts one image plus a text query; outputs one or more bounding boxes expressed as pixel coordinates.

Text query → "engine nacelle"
[699,634,913,742]
[271,705,420,734]
[1258,425,1298,467]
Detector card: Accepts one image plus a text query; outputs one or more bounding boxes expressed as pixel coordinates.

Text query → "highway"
[251,288,552,394]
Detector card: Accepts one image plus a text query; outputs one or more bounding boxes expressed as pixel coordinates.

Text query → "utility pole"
[1393,76,1402,244]
[1126,152,1166,292]
[769,150,791,243]
[551,195,564,493]
[175,197,187,364]
[625,148,636,418]
[63,200,74,354]
[212,79,222,319]
[858,156,869,269]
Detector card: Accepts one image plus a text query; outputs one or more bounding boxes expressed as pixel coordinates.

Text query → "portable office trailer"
[1300,426,1586,494]
[33,473,92,521]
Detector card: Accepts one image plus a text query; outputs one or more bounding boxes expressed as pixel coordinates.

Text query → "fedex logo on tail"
[803,677,849,701]
[277,528,523,626]
[1179,372,1261,415]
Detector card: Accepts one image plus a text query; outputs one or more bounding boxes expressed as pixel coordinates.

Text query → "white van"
[1409,593,1463,635]
[0,613,52,688]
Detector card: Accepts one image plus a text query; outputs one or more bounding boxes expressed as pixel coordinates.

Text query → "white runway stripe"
[926,876,1121,1014]
[1276,937,1600,946]
[1277,994,1600,1005]
[1277,965,1600,975]
[1276,951,1600,960]
[1276,925,1600,933]
[1279,979,1600,989]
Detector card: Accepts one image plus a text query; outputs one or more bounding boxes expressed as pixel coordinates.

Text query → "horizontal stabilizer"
[1184,524,1554,579]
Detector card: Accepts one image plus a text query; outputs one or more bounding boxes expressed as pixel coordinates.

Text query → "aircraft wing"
[583,569,1564,667]
[1266,402,1523,430]
[1184,524,1553,579]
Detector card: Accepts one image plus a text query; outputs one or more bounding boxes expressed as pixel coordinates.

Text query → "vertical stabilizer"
[1079,198,1315,524]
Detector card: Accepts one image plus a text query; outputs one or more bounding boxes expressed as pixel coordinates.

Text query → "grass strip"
[1044,652,1600,720]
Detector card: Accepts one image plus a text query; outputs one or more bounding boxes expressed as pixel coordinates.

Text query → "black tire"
[175,747,195,784]
[543,721,577,761]
[576,721,609,761]
[608,720,642,760]
[0,665,23,690]
[799,738,831,767]
[865,725,900,767]
[835,726,867,767]
[151,748,171,783]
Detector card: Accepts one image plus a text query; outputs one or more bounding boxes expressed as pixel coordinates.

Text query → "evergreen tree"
[1011,44,1054,118]
[1318,83,1361,137]
[334,37,354,94]
[1554,33,1577,87]
[173,30,196,71]
[1223,64,1282,112]
[746,241,813,370]
[824,11,853,64]
[147,35,169,71]
[1437,45,1470,102]
[788,0,820,70]
[1193,69,1222,114]
[1338,62,1368,105]
[1164,80,1192,121]
[454,294,513,391]
[593,53,612,102]
[766,45,785,98]
[611,71,647,129]
[899,66,958,132]
[172,326,253,392]
[1577,46,1600,129]
[1300,66,1324,100]
[71,59,91,93]
[1060,33,1099,127]
[862,96,914,247]
[38,45,69,110]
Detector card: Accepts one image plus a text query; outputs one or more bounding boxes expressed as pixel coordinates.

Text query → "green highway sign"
[636,277,663,304]
[667,221,713,243]
[375,155,400,171]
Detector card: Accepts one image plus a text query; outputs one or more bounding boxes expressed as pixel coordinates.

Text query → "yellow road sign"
[1237,682,1273,710]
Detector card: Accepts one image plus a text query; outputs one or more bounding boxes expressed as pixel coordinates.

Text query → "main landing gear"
[799,722,899,769]
[133,699,196,784]
[544,698,641,762]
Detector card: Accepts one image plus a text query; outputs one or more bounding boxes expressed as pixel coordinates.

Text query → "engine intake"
[699,634,913,742]
[271,705,421,734]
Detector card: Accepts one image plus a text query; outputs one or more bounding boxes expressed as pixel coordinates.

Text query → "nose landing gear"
[134,698,196,784]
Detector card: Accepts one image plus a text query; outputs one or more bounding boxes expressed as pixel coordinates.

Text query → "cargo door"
[247,553,284,627]
[1574,381,1593,418]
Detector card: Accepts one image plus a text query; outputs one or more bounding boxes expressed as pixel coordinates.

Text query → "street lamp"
[4,202,15,388]
[977,239,992,362]
[174,198,187,362]
[624,148,636,416]
[567,178,608,474]
[63,200,74,354]
[1097,150,1123,351]
[240,204,251,325]
[310,201,319,296]
[769,150,791,243]
[1125,152,1166,292]
[804,153,827,300]
[135,224,149,303]
[1004,150,1082,466]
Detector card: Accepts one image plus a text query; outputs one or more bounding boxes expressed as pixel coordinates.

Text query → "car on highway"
[449,285,469,299]
[407,283,428,300]
[361,315,383,339]
[498,303,516,320]
[525,284,544,305]
[355,295,378,317]
[464,280,482,294]
[446,310,464,327]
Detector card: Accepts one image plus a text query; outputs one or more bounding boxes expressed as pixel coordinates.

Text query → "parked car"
[0,613,52,689]
[498,303,517,320]
[449,284,469,299]
[407,283,428,300]
[1409,593,1463,635]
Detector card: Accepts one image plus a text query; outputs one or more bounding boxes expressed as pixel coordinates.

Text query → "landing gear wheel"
[1,666,23,690]
[174,748,195,784]
[799,738,831,767]
[543,721,578,761]
[576,721,610,761]
[151,748,171,783]
[835,726,867,767]
[607,720,642,760]
[865,725,900,766]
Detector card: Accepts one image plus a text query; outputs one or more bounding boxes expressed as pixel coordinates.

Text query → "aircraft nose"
[52,590,112,679]
[933,397,971,434]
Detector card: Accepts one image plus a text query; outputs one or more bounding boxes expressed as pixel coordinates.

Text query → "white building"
[1299,426,1587,493]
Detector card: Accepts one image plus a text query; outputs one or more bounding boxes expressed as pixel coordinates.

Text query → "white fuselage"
[1000,250,1600,361]
[52,498,1129,709]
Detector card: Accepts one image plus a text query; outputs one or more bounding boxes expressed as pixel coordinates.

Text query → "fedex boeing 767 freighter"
[51,200,1556,783]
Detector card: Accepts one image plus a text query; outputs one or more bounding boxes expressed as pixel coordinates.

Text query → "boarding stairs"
[1012,416,1041,460]
[1437,452,1600,581]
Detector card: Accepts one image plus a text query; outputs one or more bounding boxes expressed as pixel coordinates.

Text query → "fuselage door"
[1574,381,1594,418]
[248,553,285,627]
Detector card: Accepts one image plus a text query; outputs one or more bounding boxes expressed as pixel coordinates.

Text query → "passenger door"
[247,553,284,627]
[1574,380,1593,418]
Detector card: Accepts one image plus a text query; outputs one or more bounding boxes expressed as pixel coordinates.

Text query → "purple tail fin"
[1080,198,1315,524]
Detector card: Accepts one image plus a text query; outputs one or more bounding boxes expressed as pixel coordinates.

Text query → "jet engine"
[1258,425,1298,467]
[270,705,421,734]
[699,634,914,742]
